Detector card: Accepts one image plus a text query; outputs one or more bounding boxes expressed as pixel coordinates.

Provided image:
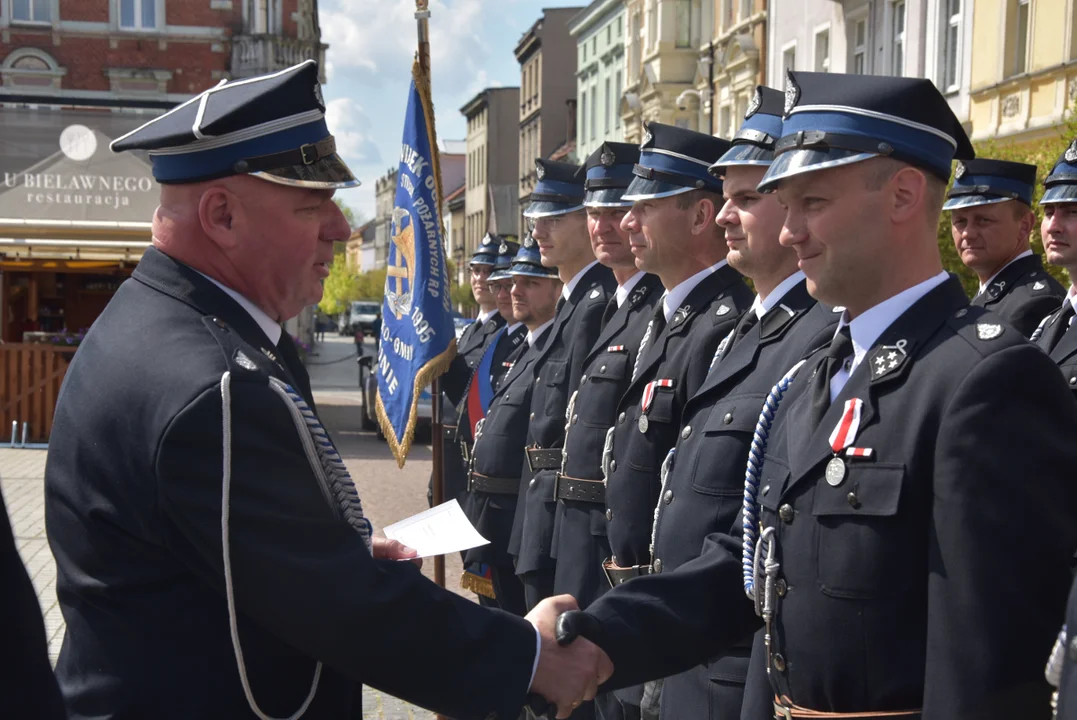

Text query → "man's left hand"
[372,538,422,568]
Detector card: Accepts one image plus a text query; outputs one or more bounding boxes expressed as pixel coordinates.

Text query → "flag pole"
[414,0,446,592]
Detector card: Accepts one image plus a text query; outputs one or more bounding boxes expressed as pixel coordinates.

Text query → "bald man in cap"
[43,61,609,720]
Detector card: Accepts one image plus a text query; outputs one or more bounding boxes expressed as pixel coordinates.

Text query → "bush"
[937,111,1077,294]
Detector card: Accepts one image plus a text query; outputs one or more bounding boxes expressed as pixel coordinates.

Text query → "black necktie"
[810,326,853,427]
[556,296,566,316]
[1041,303,1076,353]
[724,311,760,357]
[275,333,315,406]
[601,296,619,326]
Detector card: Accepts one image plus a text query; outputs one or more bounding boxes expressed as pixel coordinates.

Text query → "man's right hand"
[525,595,614,719]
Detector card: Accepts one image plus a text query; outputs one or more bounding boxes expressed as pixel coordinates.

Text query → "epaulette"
[1028,271,1057,296]
[945,306,1025,357]
[200,315,275,381]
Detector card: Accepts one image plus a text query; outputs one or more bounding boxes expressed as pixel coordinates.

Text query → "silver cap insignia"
[977,323,1004,340]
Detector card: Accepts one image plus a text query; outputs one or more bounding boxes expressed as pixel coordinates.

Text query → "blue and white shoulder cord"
[742,360,806,618]
[709,327,736,373]
[1030,313,1052,344]
[220,372,373,720]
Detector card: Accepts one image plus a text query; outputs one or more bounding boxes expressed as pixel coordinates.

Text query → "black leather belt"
[602,561,651,587]
[468,471,519,495]
[773,697,921,719]
[526,447,562,472]
[555,474,605,504]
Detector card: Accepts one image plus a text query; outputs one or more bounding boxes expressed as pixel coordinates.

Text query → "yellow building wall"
[1030,2,1065,73]
[969,0,1002,92]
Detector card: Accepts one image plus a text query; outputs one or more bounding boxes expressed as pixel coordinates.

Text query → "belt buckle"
[602,560,617,588]
[526,446,537,473]
[466,472,475,493]
[772,700,793,720]
[553,472,563,501]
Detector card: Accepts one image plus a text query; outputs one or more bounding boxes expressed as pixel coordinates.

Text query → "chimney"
[566,97,578,143]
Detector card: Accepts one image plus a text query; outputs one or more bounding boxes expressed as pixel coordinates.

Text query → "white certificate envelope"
[381,499,490,559]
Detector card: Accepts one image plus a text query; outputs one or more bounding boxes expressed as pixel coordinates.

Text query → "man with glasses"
[431,233,508,508]
[511,158,618,613]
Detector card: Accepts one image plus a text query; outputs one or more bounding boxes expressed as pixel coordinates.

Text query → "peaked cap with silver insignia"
[580,141,641,208]
[508,235,558,278]
[470,232,503,267]
[111,60,358,189]
[487,238,521,281]
[944,158,1036,210]
[758,70,975,193]
[1041,137,1077,205]
[524,158,585,218]
[712,85,785,174]
[625,122,731,201]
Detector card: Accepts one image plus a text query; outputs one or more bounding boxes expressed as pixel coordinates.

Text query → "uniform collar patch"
[868,339,909,381]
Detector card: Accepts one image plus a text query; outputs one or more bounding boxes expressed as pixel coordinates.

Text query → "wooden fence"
[0,344,77,443]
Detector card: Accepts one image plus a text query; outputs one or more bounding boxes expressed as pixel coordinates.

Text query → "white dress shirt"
[562,260,600,301]
[749,270,807,321]
[662,260,728,323]
[199,272,282,346]
[977,250,1033,295]
[830,271,949,401]
[614,271,645,308]
[505,321,524,335]
[476,308,498,325]
[527,317,555,346]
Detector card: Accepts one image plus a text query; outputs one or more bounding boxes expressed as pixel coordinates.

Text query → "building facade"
[968,0,1077,144]
[569,0,627,161]
[767,0,973,125]
[701,0,767,138]
[517,7,582,228]
[460,86,520,285]
[621,0,706,143]
[0,0,325,438]
[372,168,398,272]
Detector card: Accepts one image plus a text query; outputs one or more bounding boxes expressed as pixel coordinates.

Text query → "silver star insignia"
[874,356,886,368]
[888,358,899,369]
[887,351,897,361]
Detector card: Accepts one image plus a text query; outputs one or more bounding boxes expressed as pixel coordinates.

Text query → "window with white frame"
[675,0,692,48]
[851,16,868,74]
[614,70,622,128]
[814,29,830,72]
[940,0,961,91]
[629,12,641,77]
[605,78,612,134]
[891,0,906,76]
[591,85,597,140]
[120,0,160,30]
[740,0,752,21]
[723,0,734,30]
[248,0,279,34]
[719,106,731,138]
[1010,0,1030,76]
[12,0,51,23]
[782,44,796,75]
[580,92,588,146]
[647,0,657,51]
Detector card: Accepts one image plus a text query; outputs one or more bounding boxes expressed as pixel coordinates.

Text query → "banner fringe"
[460,571,496,600]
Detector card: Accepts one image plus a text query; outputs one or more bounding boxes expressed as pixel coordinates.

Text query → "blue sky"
[319,0,587,222]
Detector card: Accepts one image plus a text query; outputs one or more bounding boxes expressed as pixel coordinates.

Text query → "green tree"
[318,255,360,315]
[937,109,1077,294]
[355,267,388,300]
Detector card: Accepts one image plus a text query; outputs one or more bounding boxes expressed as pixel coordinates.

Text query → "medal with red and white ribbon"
[825,398,864,486]
[638,378,673,433]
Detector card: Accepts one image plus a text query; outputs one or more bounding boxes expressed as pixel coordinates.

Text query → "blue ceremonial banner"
[375,61,456,467]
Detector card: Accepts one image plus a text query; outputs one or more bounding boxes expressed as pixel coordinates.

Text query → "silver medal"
[638,414,650,433]
[825,456,846,486]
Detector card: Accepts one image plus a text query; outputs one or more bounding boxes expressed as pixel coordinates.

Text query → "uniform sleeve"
[155,378,536,720]
[584,529,760,689]
[440,352,473,407]
[925,345,1077,719]
[1007,293,1062,339]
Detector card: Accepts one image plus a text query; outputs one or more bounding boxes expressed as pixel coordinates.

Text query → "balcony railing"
[231,34,328,83]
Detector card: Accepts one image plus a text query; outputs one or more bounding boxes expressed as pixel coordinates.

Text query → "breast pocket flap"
[811,463,904,518]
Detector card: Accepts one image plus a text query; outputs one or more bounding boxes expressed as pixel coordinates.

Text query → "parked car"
[339,300,381,335]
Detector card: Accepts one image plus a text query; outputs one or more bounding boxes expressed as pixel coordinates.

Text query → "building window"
[940,0,961,91]
[12,0,51,23]
[647,0,657,51]
[248,0,278,34]
[580,92,587,146]
[607,25,612,44]
[615,70,622,129]
[719,106,732,138]
[891,0,906,76]
[814,29,830,72]
[591,87,598,141]
[1009,0,1030,76]
[593,37,597,56]
[583,43,588,63]
[120,0,159,30]
[605,78,612,133]
[782,44,796,75]
[722,0,734,30]
[675,0,692,48]
[851,17,868,74]
[740,0,752,21]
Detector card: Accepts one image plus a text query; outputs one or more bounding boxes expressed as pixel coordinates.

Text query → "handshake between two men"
[525,595,614,719]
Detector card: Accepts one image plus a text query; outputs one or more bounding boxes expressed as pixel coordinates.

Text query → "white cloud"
[324,97,381,166]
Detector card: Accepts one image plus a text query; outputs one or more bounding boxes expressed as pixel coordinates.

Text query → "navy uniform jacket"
[464,328,551,570]
[1,488,66,720]
[647,281,836,720]
[435,313,506,506]
[550,273,664,606]
[583,277,1077,720]
[605,263,752,570]
[971,253,1064,338]
[510,262,617,578]
[1034,300,1077,397]
[44,248,535,720]
[457,324,528,451]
